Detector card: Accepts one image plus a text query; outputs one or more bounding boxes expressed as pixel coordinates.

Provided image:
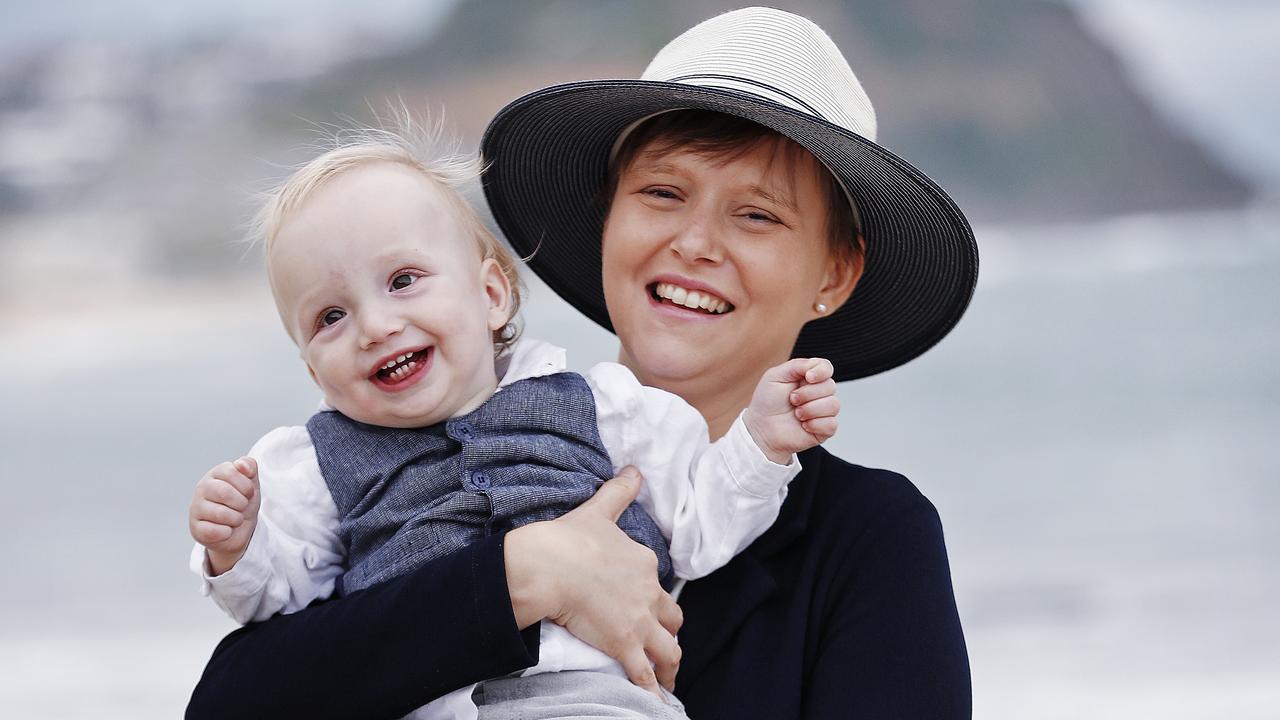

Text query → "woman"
[187,7,975,718]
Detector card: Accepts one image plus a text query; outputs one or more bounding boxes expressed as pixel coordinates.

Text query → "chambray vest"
[307,371,674,596]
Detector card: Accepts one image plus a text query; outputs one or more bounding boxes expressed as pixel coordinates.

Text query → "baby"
[188,126,839,719]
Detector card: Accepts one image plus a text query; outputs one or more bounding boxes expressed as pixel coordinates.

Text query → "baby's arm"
[588,363,820,579]
[743,357,839,463]
[187,426,345,624]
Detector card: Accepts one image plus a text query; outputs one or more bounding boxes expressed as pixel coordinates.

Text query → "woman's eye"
[644,187,680,200]
[744,210,781,224]
[320,308,346,327]
[390,273,417,290]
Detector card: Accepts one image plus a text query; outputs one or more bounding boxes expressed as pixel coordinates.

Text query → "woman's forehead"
[629,136,826,204]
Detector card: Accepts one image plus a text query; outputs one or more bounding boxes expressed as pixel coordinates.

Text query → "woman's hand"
[504,467,684,697]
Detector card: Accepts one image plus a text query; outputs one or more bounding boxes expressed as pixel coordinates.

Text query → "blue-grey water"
[1,206,1278,718]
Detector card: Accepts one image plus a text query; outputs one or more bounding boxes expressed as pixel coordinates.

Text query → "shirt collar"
[495,337,567,388]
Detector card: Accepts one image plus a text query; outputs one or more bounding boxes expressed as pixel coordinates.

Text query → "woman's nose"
[669,211,724,264]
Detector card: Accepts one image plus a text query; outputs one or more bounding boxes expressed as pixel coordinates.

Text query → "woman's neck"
[690,386,754,440]
[622,360,757,441]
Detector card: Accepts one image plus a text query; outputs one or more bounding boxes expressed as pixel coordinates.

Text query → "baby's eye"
[390,272,418,291]
[320,308,346,327]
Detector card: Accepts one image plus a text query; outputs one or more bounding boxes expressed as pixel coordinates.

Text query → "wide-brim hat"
[481,6,978,381]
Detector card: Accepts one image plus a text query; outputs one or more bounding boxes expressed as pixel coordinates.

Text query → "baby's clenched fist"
[188,457,260,576]
[744,357,839,464]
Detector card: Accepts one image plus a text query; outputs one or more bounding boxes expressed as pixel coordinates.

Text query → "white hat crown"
[641,6,878,140]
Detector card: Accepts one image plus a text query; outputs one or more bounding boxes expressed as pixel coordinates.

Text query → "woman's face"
[602,136,854,415]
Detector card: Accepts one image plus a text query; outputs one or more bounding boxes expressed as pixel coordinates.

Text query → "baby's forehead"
[273,164,476,247]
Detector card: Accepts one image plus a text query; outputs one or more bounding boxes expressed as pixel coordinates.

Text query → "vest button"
[471,471,492,489]
[451,421,475,441]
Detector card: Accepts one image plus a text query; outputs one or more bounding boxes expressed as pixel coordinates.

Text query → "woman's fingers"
[619,645,664,699]
[573,466,643,522]
[647,626,683,692]
[504,466,683,697]
[657,592,684,637]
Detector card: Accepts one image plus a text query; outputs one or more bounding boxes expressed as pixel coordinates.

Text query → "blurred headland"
[0,0,1259,299]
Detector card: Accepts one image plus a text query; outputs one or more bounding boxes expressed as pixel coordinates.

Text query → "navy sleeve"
[186,533,540,720]
[805,497,972,719]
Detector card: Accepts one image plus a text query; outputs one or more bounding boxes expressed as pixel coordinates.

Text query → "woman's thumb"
[584,466,643,522]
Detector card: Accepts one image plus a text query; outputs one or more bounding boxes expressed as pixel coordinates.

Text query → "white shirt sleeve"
[584,363,800,580]
[187,425,346,624]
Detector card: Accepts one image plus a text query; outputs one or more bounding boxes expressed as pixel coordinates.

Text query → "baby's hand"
[744,358,838,464]
[188,457,261,576]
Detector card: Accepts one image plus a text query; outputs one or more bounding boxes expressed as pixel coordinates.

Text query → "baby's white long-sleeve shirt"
[190,338,799,625]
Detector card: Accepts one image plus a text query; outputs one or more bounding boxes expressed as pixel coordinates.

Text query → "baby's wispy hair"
[250,105,524,354]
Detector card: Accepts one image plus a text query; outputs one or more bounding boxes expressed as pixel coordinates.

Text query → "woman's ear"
[813,238,865,317]
[481,258,514,332]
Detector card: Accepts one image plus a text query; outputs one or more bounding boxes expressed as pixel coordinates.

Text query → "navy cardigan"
[187,447,971,719]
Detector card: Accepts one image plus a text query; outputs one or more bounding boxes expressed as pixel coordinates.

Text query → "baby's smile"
[370,346,433,391]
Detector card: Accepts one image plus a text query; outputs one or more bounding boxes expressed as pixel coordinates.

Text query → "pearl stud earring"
[815,303,828,314]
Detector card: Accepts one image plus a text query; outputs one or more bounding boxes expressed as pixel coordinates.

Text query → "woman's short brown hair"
[606,109,863,270]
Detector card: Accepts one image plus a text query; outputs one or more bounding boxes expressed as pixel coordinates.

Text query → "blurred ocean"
[1,205,1277,718]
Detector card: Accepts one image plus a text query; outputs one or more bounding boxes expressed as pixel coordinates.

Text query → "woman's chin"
[622,342,723,390]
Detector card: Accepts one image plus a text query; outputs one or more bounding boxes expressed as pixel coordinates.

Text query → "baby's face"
[268,162,511,428]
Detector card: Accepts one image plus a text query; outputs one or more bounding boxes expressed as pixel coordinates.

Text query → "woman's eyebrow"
[748,184,798,213]
[632,161,680,177]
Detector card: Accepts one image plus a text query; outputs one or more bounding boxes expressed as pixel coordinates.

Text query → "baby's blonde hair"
[251,113,524,354]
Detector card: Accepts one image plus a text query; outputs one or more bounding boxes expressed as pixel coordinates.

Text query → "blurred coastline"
[2,1,1278,718]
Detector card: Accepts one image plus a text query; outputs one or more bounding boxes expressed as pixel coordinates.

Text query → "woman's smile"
[647,276,735,318]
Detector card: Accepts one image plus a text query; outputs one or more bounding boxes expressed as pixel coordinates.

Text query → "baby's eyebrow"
[372,246,428,263]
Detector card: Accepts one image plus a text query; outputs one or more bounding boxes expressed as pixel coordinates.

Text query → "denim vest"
[307,371,674,596]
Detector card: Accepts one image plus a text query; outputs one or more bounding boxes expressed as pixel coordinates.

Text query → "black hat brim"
[481,80,978,381]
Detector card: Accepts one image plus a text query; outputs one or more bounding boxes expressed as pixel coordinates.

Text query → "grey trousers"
[473,670,689,719]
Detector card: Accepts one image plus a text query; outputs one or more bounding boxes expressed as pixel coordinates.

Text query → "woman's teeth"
[653,282,731,314]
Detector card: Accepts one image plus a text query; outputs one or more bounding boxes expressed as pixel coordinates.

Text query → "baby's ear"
[481,258,513,332]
